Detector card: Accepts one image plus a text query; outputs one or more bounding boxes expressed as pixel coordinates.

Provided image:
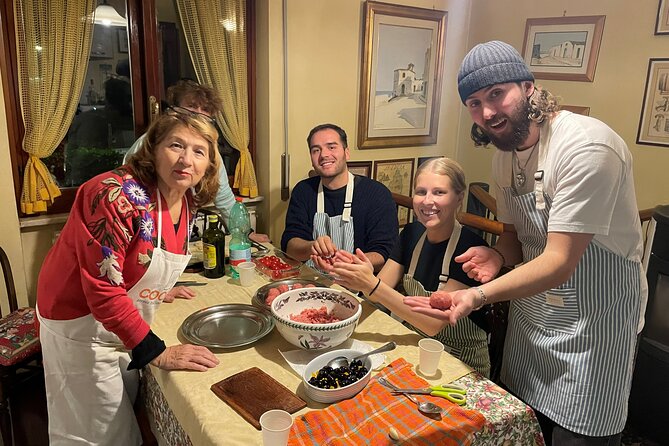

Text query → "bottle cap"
[235,197,243,202]
[207,214,219,222]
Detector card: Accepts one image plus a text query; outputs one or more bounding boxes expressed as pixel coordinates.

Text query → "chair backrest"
[390,192,503,236]
[0,246,19,315]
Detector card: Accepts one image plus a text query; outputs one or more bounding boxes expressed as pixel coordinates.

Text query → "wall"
[459,0,669,210]
[256,0,473,242]
[3,0,669,307]
[0,68,29,311]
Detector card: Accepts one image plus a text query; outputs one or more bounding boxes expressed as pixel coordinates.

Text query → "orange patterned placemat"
[289,358,485,445]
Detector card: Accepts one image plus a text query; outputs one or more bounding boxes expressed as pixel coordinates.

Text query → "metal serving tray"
[251,278,330,311]
[180,304,274,348]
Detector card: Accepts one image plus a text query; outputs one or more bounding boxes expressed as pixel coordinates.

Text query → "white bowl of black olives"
[302,348,372,403]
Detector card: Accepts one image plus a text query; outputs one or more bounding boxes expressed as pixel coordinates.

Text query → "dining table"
[141,245,545,445]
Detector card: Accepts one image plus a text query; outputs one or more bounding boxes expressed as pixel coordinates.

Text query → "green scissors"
[391,383,467,406]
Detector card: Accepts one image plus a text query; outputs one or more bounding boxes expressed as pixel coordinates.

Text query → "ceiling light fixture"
[91,0,127,27]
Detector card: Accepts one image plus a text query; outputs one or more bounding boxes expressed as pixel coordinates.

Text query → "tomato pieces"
[257,255,291,271]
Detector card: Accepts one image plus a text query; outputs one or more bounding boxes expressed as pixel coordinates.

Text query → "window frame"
[0,0,256,217]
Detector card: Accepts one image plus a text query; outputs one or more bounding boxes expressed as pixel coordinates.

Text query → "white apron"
[38,190,192,445]
[307,172,356,268]
[402,222,490,377]
[500,133,641,436]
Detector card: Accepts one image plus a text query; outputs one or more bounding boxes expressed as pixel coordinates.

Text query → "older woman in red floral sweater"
[37,110,220,445]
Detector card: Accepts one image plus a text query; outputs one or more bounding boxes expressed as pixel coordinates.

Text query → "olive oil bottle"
[202,214,225,278]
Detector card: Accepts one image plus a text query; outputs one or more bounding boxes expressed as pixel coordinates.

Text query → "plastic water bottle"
[228,197,252,278]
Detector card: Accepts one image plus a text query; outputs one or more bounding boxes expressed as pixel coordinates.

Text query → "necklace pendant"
[515,171,526,187]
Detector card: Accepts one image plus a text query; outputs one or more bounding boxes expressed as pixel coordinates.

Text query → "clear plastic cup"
[418,338,444,376]
[237,261,256,287]
[259,409,293,446]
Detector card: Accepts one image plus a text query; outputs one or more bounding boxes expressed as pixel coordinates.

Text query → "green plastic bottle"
[228,197,252,278]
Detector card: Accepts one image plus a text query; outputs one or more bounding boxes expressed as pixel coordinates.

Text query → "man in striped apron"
[407,41,647,445]
[281,124,398,271]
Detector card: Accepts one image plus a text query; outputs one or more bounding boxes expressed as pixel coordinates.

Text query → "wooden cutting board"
[211,367,307,429]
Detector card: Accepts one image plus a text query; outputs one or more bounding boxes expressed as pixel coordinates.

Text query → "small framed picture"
[521,15,605,82]
[656,0,669,35]
[561,105,591,116]
[347,161,373,178]
[118,29,129,53]
[637,58,669,147]
[417,156,442,167]
[373,158,415,226]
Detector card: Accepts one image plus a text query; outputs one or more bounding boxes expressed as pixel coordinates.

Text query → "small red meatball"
[291,283,303,290]
[429,290,452,310]
[277,284,290,293]
[265,288,281,306]
[304,284,316,288]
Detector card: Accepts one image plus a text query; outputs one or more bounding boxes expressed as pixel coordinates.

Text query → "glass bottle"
[228,197,252,278]
[202,214,225,279]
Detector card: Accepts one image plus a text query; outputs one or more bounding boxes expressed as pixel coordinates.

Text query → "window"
[0,0,255,216]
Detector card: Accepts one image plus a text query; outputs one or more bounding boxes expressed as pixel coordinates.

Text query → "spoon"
[327,341,397,369]
[377,377,443,415]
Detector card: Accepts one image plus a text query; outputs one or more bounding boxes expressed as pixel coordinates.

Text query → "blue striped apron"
[500,138,641,436]
[307,172,356,268]
[402,221,491,377]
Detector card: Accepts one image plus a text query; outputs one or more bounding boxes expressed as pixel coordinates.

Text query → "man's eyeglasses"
[166,105,217,126]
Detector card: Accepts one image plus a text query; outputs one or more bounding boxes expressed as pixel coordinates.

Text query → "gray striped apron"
[307,172,356,268]
[403,221,491,377]
[500,139,641,436]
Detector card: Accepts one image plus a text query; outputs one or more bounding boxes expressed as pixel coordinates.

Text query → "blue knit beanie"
[457,41,534,103]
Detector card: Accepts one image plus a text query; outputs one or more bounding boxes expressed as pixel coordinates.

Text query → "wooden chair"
[0,246,42,446]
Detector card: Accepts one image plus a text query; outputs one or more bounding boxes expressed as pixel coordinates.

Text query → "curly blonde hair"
[470,83,560,147]
[126,113,220,206]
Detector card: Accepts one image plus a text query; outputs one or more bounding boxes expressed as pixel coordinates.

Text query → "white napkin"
[280,338,387,377]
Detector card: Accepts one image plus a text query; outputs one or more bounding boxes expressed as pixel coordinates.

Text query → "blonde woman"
[331,158,491,376]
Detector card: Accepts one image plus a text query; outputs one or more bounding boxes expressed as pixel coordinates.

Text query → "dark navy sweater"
[281,175,398,259]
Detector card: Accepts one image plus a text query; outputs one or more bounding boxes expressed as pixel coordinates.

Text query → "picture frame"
[656,0,669,35]
[347,161,373,178]
[417,156,442,167]
[373,158,415,226]
[358,1,447,149]
[90,25,113,59]
[521,15,605,82]
[117,28,129,53]
[561,105,591,116]
[637,58,669,148]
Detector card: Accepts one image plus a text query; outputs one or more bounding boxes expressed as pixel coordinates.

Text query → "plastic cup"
[259,409,293,446]
[238,261,256,287]
[418,338,444,376]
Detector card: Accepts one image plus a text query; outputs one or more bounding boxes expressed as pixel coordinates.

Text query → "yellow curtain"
[14,0,96,213]
[175,0,258,197]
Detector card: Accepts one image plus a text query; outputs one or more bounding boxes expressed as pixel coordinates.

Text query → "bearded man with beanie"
[404,41,646,445]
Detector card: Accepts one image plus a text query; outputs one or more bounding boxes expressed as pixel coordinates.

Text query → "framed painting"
[417,156,441,167]
[656,0,669,35]
[347,161,373,177]
[561,105,590,116]
[358,1,447,149]
[637,58,669,147]
[521,15,605,82]
[373,158,415,226]
[117,28,129,53]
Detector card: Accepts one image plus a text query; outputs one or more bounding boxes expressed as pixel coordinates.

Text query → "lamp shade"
[92,3,127,27]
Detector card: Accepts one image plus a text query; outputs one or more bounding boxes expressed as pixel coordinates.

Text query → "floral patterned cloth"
[36,166,193,349]
[0,307,40,366]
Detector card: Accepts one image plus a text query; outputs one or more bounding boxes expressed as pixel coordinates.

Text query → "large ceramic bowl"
[270,287,361,350]
[302,349,372,403]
